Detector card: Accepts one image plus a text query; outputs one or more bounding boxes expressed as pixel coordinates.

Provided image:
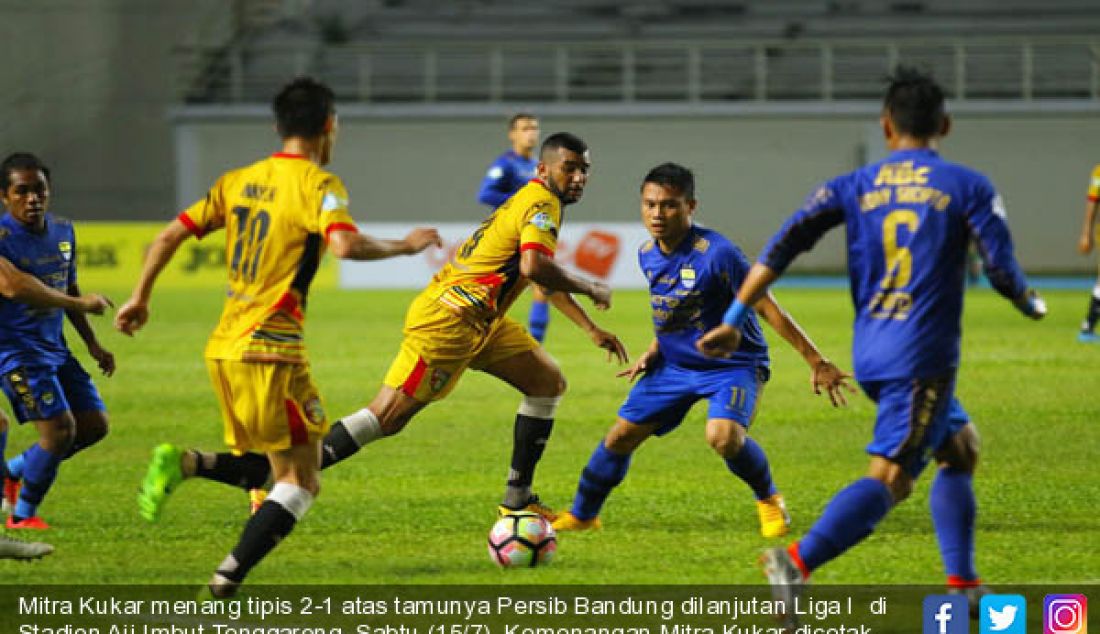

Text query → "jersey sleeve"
[1088,165,1100,202]
[477,158,514,208]
[518,197,560,258]
[966,176,1028,300]
[758,179,846,273]
[316,174,357,241]
[716,242,752,293]
[178,178,227,240]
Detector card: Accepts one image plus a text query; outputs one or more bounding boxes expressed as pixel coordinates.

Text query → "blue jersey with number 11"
[759,148,1028,381]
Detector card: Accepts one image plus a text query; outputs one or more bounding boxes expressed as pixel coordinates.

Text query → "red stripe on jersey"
[285,400,308,445]
[530,178,549,191]
[272,292,304,320]
[401,357,428,398]
[177,213,205,239]
[272,152,308,160]
[324,222,359,242]
[520,242,554,257]
[474,273,504,287]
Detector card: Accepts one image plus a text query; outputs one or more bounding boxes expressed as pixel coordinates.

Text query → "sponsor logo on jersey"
[530,212,556,232]
[430,368,451,393]
[680,267,696,289]
[321,191,348,212]
[303,397,325,424]
[58,241,72,261]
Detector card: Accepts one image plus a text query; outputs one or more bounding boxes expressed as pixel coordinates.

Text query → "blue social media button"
[980,595,1026,634]
[925,595,970,634]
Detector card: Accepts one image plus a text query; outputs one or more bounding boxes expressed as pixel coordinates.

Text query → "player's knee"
[78,413,109,447]
[706,422,746,458]
[39,418,76,454]
[937,423,980,473]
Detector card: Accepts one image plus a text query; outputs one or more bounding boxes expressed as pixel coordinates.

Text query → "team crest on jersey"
[58,241,72,261]
[41,392,55,406]
[680,267,696,289]
[429,368,451,393]
[530,211,556,232]
[303,397,325,424]
[321,191,348,212]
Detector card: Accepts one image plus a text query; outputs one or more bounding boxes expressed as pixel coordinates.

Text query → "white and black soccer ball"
[487,511,557,568]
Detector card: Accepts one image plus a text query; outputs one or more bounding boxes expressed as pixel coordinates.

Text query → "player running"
[1075,162,1100,342]
[697,67,1045,627]
[116,77,440,597]
[0,152,115,531]
[553,163,852,539]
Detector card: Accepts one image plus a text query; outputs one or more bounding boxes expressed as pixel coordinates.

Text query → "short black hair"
[539,132,587,161]
[1,152,50,191]
[883,66,946,139]
[509,112,537,129]
[642,162,695,200]
[272,76,335,139]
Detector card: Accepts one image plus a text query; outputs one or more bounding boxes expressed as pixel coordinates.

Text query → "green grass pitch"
[2,286,1095,585]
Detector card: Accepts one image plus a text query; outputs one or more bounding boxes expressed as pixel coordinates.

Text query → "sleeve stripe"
[177,212,205,239]
[520,242,554,257]
[1088,195,1099,202]
[324,222,359,241]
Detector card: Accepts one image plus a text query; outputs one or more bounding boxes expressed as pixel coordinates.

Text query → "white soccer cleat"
[0,535,53,560]
[760,547,807,632]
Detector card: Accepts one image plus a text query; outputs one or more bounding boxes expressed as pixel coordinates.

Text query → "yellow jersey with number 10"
[178,152,357,363]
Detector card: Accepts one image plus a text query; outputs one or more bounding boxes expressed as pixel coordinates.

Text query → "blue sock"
[0,429,7,480]
[930,467,979,582]
[14,444,62,519]
[724,437,777,500]
[797,477,894,573]
[528,300,550,343]
[7,452,24,480]
[570,442,631,520]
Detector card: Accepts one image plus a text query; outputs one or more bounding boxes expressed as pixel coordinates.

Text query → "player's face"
[2,168,50,231]
[509,118,540,153]
[540,147,590,205]
[640,182,695,246]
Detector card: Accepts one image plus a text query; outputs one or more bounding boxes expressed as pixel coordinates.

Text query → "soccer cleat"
[947,580,990,619]
[1077,331,1100,343]
[248,488,267,515]
[0,535,53,559]
[497,494,558,522]
[551,511,602,532]
[761,546,807,632]
[138,443,185,522]
[3,477,21,515]
[6,516,50,530]
[756,493,791,538]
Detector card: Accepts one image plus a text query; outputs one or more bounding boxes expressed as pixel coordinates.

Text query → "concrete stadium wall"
[175,105,1100,272]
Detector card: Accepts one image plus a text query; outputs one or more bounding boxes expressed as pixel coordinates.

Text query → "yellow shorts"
[383,294,539,402]
[205,358,329,454]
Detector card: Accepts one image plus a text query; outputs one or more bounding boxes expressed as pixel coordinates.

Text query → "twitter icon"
[981,594,1026,634]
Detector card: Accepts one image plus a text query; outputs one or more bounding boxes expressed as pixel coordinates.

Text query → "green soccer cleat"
[138,444,185,522]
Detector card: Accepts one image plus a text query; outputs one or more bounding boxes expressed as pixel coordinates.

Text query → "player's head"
[0,152,51,231]
[881,66,950,146]
[640,162,697,246]
[273,76,337,164]
[538,133,590,205]
[508,113,540,156]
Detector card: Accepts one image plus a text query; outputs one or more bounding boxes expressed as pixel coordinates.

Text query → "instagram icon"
[1045,595,1088,634]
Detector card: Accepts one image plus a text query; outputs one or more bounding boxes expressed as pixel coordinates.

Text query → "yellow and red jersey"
[428,179,561,325]
[179,152,357,363]
[1088,164,1100,202]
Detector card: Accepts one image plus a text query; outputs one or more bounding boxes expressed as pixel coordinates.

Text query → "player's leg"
[1078,278,1100,342]
[57,355,108,459]
[528,285,551,344]
[0,411,53,558]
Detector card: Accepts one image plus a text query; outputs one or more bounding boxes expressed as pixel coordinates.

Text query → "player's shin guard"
[320,409,381,470]
[503,397,559,508]
[570,442,632,520]
[931,467,979,583]
[194,451,272,490]
[212,482,313,589]
[796,477,893,573]
[724,437,778,500]
[14,444,62,520]
[528,300,550,343]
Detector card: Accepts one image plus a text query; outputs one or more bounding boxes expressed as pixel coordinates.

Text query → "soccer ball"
[487,511,557,568]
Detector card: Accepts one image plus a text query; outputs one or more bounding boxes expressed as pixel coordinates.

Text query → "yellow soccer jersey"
[431,178,561,325]
[179,152,358,363]
[1088,164,1100,202]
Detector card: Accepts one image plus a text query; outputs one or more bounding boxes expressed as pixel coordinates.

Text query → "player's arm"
[546,291,628,363]
[327,227,441,261]
[114,219,193,335]
[0,255,110,314]
[477,161,512,208]
[967,182,1045,320]
[520,249,612,310]
[1078,200,1099,255]
[753,292,854,406]
[616,337,660,382]
[65,281,115,377]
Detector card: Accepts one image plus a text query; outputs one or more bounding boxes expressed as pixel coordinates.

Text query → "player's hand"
[696,323,742,358]
[811,359,855,407]
[79,293,113,315]
[88,341,116,377]
[587,326,628,364]
[1012,288,1047,320]
[114,299,149,336]
[1078,233,1094,255]
[404,227,443,254]
[587,281,612,310]
[616,348,658,382]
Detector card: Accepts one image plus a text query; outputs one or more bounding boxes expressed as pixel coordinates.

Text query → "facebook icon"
[924,595,970,634]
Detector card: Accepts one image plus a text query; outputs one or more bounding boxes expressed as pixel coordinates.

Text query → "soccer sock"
[1083,288,1100,332]
[723,437,778,501]
[321,409,382,470]
[930,467,979,583]
[0,429,8,481]
[570,442,632,520]
[213,482,313,585]
[796,477,893,573]
[14,444,62,520]
[193,451,272,490]
[528,299,550,343]
[503,412,555,508]
[7,453,24,480]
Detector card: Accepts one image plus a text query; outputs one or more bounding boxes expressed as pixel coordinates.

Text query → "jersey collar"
[0,211,48,235]
[272,152,308,160]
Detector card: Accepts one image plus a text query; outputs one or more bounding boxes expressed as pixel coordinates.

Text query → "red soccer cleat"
[6,515,50,530]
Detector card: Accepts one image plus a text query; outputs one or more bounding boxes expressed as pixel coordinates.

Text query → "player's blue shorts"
[1,355,105,423]
[860,372,970,478]
[618,361,770,435]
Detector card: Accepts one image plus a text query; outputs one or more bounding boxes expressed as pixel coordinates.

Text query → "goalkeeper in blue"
[697,67,1045,624]
[554,162,853,539]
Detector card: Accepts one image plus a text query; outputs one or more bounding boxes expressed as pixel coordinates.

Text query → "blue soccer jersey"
[759,147,1028,381]
[642,225,768,370]
[0,213,77,373]
[477,150,538,208]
